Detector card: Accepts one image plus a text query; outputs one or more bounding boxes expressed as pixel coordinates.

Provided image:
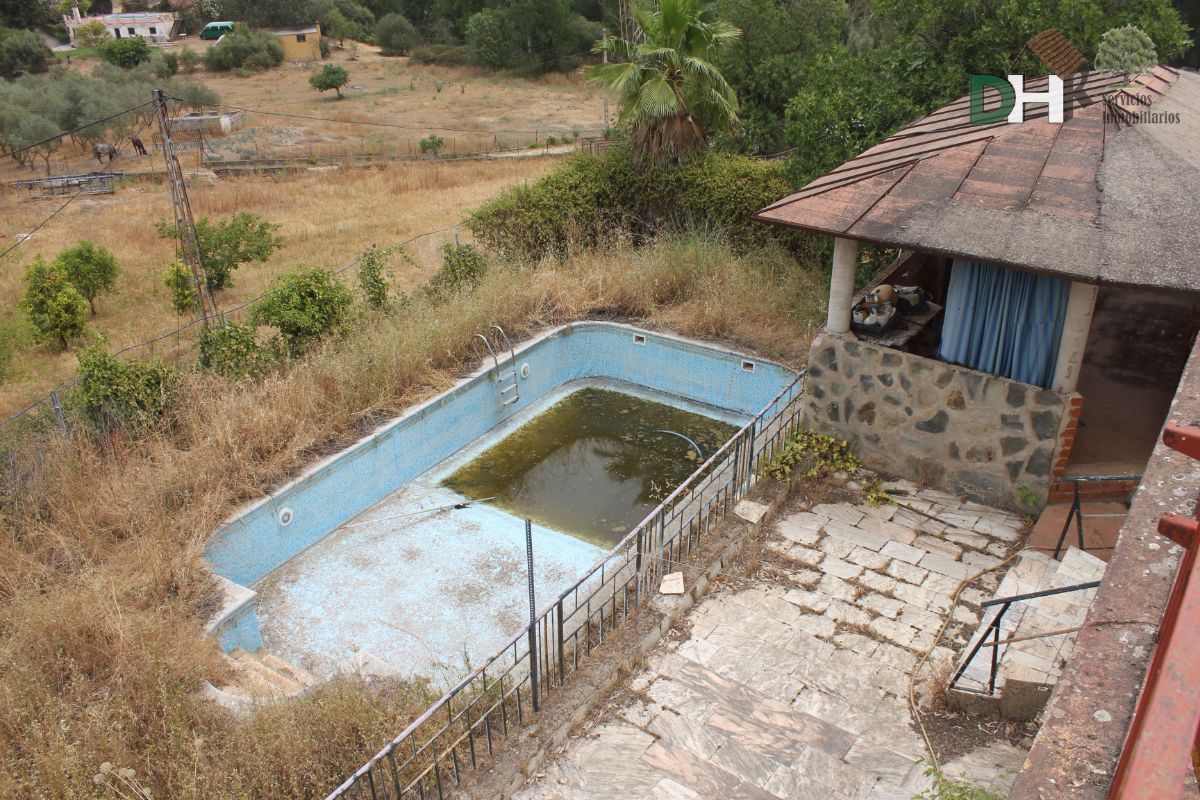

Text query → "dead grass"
[0,236,825,799]
[0,155,561,416]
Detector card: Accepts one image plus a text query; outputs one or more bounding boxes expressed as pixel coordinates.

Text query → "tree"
[309,63,350,98]
[98,36,153,68]
[419,133,443,156]
[202,25,285,71]
[586,0,741,163]
[249,267,353,356]
[0,29,54,79]
[157,212,283,292]
[465,8,515,67]
[53,240,120,316]
[19,257,90,351]
[1095,25,1159,76]
[162,261,197,315]
[375,12,417,55]
[74,20,113,50]
[1,0,50,30]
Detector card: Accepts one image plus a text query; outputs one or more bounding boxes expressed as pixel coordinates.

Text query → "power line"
[0,188,88,262]
[0,100,158,162]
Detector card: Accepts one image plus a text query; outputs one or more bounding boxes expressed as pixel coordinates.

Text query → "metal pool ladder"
[472,325,520,406]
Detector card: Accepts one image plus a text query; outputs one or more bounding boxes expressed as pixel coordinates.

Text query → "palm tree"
[586,0,741,163]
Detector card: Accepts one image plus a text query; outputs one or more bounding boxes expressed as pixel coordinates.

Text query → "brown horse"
[131,136,148,156]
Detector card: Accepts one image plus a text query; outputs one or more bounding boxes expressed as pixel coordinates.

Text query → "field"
[0,47,604,417]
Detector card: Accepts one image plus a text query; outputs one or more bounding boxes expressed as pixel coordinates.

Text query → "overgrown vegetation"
[197,321,275,380]
[74,344,180,431]
[766,428,862,480]
[202,24,286,73]
[157,213,284,295]
[249,267,354,356]
[468,145,806,259]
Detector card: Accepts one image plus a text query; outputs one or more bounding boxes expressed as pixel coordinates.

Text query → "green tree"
[356,246,390,309]
[162,260,198,315]
[19,257,90,351]
[465,8,515,67]
[586,0,741,163]
[375,12,417,55]
[202,24,285,71]
[249,267,353,356]
[0,29,54,79]
[74,20,113,50]
[98,36,153,68]
[1095,25,1159,76]
[157,213,283,292]
[309,63,350,98]
[419,133,444,156]
[53,240,120,316]
[1,0,49,29]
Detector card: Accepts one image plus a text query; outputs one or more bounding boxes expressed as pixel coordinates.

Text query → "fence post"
[556,596,565,686]
[525,519,539,713]
[50,390,68,438]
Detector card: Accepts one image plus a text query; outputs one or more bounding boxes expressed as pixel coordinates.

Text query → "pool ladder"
[472,325,520,407]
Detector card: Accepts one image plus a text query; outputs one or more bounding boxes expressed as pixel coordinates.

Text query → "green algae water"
[443,388,739,548]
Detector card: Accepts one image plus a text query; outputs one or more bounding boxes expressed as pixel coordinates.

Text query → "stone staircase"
[949,546,1106,720]
[220,648,318,700]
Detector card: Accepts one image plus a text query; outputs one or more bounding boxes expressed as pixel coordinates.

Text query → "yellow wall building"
[270,24,321,61]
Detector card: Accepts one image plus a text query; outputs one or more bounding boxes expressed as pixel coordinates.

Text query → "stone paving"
[516,483,1030,800]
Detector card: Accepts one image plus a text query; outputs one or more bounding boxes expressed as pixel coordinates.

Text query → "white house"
[64,8,181,45]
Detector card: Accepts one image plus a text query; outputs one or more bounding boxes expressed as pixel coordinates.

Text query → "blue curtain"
[938,259,1069,388]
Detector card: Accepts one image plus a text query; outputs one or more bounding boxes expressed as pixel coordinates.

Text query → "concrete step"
[222,648,308,699]
[261,652,317,688]
[949,547,1106,720]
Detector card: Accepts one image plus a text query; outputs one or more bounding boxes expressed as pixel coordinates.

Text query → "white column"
[1051,281,1099,394]
[826,237,859,334]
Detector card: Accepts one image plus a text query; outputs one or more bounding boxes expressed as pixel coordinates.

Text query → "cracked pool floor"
[515,484,1030,800]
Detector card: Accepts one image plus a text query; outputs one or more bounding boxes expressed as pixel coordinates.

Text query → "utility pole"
[153,88,216,325]
[602,28,609,136]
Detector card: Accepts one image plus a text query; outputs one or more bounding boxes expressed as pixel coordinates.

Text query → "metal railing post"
[525,519,539,713]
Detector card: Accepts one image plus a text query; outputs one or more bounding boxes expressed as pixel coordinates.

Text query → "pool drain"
[278,507,294,527]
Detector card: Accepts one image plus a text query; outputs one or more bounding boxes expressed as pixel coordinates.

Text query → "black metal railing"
[948,580,1102,695]
[323,375,806,800]
[1053,474,1142,559]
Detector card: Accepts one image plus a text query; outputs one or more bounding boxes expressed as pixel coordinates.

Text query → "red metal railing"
[1109,422,1200,799]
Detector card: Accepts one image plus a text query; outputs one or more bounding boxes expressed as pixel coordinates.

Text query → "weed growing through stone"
[766,429,861,480]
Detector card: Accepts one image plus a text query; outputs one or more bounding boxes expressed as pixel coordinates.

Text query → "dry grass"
[0,237,825,799]
[0,155,561,416]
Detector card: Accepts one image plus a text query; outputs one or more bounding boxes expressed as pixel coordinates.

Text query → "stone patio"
[515,483,1030,800]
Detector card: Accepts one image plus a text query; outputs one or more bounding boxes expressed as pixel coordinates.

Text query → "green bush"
[203,25,284,72]
[162,260,198,315]
[375,12,417,56]
[74,345,180,431]
[419,134,444,156]
[53,240,119,316]
[18,257,89,351]
[309,63,350,98]
[177,47,200,72]
[98,36,153,68]
[153,50,179,79]
[197,321,274,380]
[0,28,54,79]
[429,244,487,294]
[467,146,802,259]
[356,247,390,310]
[249,267,354,356]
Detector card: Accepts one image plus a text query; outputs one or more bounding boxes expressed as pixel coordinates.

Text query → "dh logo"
[969,75,1065,124]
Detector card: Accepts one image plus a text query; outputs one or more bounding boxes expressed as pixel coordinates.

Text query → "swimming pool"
[204,322,798,681]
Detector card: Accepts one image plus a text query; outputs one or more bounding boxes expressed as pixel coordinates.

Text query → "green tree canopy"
[375,12,417,55]
[19,257,90,351]
[586,0,742,163]
[1095,25,1159,75]
[0,29,54,79]
[157,213,283,293]
[250,267,354,356]
[309,63,350,97]
[53,240,120,316]
[98,36,153,68]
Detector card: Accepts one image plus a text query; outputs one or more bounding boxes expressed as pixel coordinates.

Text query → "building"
[755,66,1200,799]
[269,24,322,62]
[64,10,180,44]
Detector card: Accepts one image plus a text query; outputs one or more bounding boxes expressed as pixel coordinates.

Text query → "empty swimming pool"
[204,322,797,684]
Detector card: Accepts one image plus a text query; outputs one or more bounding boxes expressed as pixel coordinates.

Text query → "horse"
[93,142,118,164]
[131,136,148,156]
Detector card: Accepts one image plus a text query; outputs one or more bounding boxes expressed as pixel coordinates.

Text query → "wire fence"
[0,224,466,437]
[323,374,806,800]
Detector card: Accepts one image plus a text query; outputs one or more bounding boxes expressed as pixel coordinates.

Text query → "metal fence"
[324,374,806,800]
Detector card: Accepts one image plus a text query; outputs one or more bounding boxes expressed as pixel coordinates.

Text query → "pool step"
[222,648,316,699]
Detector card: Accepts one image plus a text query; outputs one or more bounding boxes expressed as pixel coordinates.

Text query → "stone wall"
[803,332,1074,509]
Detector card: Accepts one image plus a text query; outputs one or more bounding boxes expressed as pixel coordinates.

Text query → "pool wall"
[205,323,796,629]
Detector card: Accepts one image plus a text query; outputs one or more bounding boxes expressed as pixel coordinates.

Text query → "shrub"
[177,46,200,72]
[98,36,152,68]
[73,20,112,50]
[467,147,802,259]
[162,260,198,315]
[766,429,860,480]
[203,25,284,72]
[0,28,54,79]
[157,212,283,292]
[153,50,179,78]
[53,240,119,316]
[309,63,349,99]
[74,345,180,430]
[197,321,274,380]
[249,267,354,356]
[375,12,417,56]
[429,243,487,294]
[357,246,390,310]
[18,256,89,350]
[419,134,444,157]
